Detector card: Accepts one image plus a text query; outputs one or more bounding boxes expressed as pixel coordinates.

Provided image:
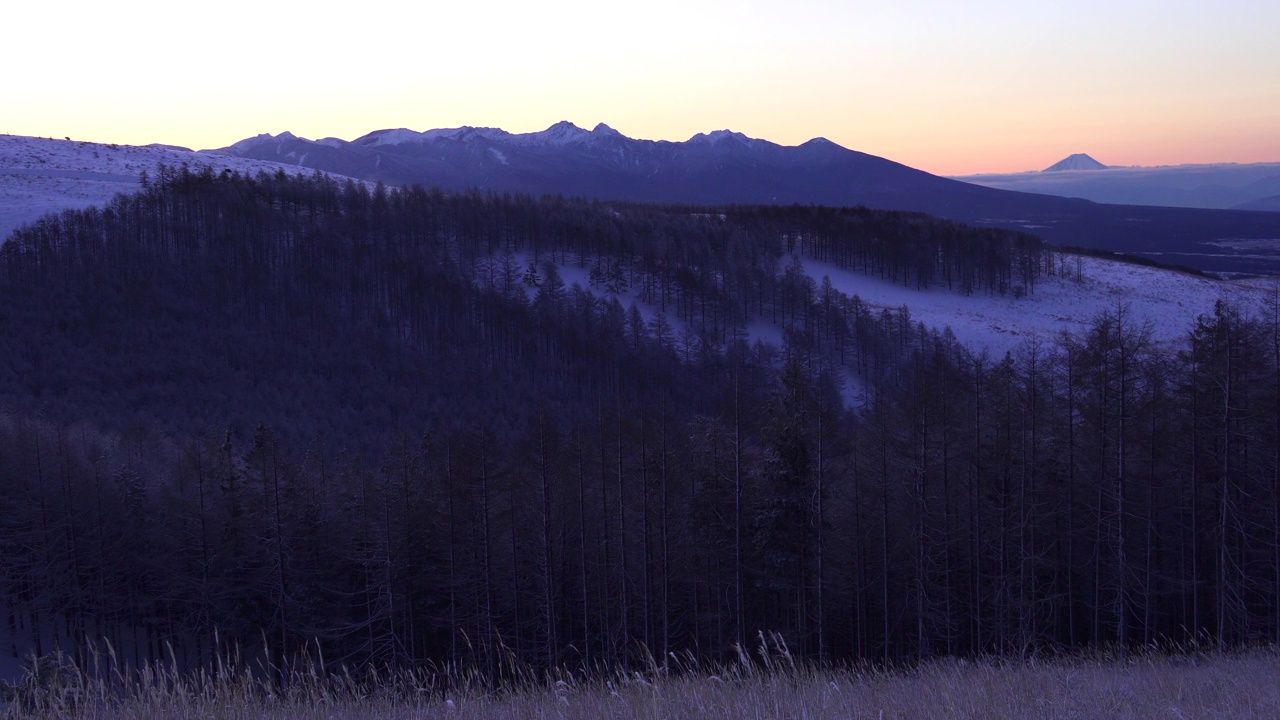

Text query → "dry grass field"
[3,642,1277,719]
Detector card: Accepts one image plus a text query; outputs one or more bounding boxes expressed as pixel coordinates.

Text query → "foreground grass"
[4,647,1278,719]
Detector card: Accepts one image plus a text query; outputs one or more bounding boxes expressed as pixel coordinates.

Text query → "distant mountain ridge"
[208,121,974,210]
[1232,193,1280,212]
[1044,153,1108,172]
[954,159,1280,212]
[207,122,1280,277]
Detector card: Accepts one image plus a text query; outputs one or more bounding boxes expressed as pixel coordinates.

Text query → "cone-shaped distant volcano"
[1043,153,1108,171]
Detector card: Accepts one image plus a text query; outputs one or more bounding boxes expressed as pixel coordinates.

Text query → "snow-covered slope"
[503,249,1268,363]
[0,135,358,242]
[798,253,1269,357]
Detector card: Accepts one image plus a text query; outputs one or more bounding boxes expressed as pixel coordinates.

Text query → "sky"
[4,0,1278,176]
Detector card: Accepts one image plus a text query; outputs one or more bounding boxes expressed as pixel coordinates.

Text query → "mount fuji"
[1043,153,1109,172]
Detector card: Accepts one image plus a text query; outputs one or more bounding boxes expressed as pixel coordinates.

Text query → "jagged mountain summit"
[1043,153,1109,172]
[209,120,981,210]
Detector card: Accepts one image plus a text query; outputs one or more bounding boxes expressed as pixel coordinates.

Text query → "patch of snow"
[489,148,508,165]
[1205,238,1280,251]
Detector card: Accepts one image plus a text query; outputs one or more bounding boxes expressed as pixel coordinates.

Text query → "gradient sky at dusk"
[5,0,1278,175]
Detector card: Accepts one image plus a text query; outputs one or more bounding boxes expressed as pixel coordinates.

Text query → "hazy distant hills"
[211,123,1280,276]
[1237,194,1280,212]
[956,156,1280,211]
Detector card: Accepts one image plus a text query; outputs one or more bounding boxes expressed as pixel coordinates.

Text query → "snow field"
[0,135,349,242]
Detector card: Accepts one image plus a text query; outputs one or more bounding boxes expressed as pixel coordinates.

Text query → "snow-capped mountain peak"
[355,126,515,146]
[354,122,624,148]
[1043,153,1108,172]
[688,129,753,146]
[225,132,303,154]
[357,128,428,147]
[591,122,624,138]
[522,121,592,146]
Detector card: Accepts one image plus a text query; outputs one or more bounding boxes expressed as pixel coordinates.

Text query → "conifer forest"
[2,167,1278,678]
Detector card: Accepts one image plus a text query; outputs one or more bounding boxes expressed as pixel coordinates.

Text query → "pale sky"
[4,0,1278,175]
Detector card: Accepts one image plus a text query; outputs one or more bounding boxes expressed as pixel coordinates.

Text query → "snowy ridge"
[687,129,761,148]
[352,121,633,149]
[0,135,360,242]
[357,128,430,147]
[341,121,787,151]
[224,131,304,154]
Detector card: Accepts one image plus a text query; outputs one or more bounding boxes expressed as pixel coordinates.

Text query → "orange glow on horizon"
[4,1,1278,178]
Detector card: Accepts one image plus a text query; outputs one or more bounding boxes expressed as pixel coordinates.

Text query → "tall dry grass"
[3,636,1277,719]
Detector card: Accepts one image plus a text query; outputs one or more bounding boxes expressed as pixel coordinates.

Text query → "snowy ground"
[797,254,1272,357]
[497,250,1270,408]
[524,251,1270,360]
[0,135,349,242]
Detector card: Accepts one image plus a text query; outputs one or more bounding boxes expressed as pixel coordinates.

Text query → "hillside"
[0,134,359,241]
[1,133,1262,360]
[207,123,1280,276]
[2,169,1279,678]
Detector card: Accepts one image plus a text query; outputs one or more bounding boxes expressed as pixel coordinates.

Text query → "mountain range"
[210,122,1280,277]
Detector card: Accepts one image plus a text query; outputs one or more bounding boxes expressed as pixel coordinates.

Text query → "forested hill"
[2,167,1277,679]
[0,165,1043,449]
